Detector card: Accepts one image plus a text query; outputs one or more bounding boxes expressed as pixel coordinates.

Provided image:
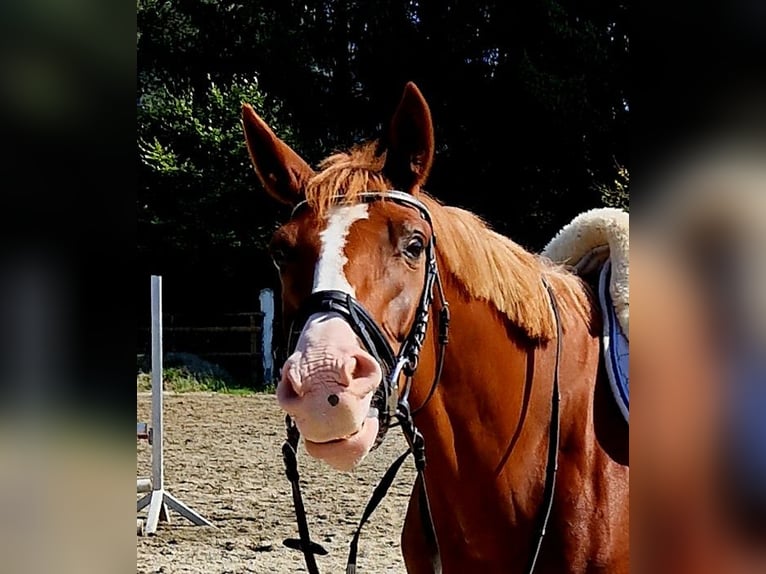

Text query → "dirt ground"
[137,392,416,573]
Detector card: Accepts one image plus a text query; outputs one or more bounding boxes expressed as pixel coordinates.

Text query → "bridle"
[278,190,562,574]
[285,190,450,451]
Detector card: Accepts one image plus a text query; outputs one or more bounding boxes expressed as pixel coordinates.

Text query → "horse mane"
[304,142,594,343]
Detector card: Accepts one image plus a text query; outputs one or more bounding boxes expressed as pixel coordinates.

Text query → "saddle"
[542,207,629,423]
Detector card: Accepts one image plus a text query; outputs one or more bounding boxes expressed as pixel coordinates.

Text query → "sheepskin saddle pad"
[542,207,629,423]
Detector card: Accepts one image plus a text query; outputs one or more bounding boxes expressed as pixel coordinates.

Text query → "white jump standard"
[137,275,214,535]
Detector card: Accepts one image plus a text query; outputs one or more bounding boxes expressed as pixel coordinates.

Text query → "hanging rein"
[278,191,562,574]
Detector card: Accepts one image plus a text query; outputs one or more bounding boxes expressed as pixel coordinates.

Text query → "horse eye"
[404,236,425,259]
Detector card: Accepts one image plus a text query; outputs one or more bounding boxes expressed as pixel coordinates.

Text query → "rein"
[279,191,562,574]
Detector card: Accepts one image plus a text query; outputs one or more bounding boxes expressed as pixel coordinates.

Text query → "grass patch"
[137,352,235,393]
[255,382,277,394]
[136,366,231,393]
[136,352,278,394]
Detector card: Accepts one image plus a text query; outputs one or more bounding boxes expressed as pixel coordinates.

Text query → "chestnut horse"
[241,82,629,573]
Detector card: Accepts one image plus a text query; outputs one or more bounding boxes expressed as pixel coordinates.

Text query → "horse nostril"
[327,394,340,407]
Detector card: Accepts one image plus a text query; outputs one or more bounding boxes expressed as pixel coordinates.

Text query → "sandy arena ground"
[137,392,415,573]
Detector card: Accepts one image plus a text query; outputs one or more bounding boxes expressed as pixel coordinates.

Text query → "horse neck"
[408,268,602,544]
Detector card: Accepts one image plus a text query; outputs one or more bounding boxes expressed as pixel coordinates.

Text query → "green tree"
[598,164,629,211]
[136,0,630,306]
[137,73,295,307]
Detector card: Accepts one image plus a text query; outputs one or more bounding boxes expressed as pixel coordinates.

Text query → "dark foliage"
[137,0,629,317]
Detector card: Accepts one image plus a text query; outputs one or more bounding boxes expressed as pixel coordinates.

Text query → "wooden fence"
[137,289,276,387]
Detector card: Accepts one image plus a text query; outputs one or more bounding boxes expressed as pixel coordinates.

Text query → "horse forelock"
[304,142,389,218]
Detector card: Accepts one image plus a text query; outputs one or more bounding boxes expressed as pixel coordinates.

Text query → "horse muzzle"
[276,317,385,470]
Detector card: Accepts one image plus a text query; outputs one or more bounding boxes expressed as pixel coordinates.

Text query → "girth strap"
[525,279,563,573]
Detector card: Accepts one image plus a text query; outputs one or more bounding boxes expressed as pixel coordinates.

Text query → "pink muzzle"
[276,313,383,471]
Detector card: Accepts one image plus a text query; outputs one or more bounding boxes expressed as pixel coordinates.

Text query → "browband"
[291,190,435,229]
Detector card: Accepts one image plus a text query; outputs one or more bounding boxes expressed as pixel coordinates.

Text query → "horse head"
[242,83,441,471]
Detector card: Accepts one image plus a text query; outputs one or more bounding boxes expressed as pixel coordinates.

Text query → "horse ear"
[382,82,435,194]
[241,103,314,205]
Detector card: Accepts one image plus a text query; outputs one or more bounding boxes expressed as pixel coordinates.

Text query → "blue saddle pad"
[724,351,766,508]
[598,259,629,423]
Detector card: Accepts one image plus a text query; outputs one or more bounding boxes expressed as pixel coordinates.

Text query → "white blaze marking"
[313,204,369,295]
[287,204,375,385]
